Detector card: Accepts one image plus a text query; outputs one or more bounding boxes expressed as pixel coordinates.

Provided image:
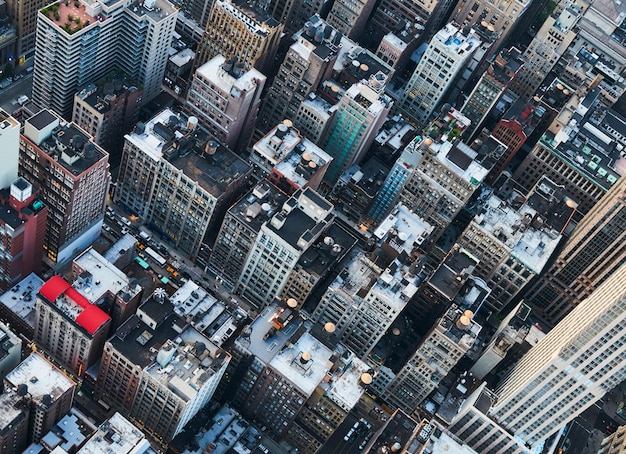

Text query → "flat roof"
[127,109,250,197]
[269,331,332,395]
[227,182,287,235]
[0,273,44,331]
[325,355,368,410]
[39,276,111,335]
[78,413,150,454]
[6,352,74,403]
[374,203,434,254]
[27,110,58,131]
[196,55,265,97]
[35,409,97,453]
[0,388,27,432]
[74,248,141,304]
[428,248,479,302]
[235,302,305,364]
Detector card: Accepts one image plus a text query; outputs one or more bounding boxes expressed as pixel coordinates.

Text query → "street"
[0,73,33,115]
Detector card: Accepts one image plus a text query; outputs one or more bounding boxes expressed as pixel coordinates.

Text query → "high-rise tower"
[492,259,626,446]
[33,0,177,118]
[522,174,626,326]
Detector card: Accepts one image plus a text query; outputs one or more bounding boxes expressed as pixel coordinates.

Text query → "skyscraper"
[195,0,283,75]
[522,174,626,326]
[321,79,392,186]
[0,109,19,190]
[0,178,48,291]
[33,0,177,119]
[398,23,481,126]
[257,16,340,135]
[510,0,587,99]
[491,259,626,446]
[19,110,110,265]
[186,55,266,155]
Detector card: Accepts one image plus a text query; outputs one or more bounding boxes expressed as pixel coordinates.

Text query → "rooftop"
[0,273,43,331]
[126,109,251,196]
[374,203,434,255]
[338,158,389,197]
[473,194,563,274]
[429,139,490,186]
[235,301,305,365]
[217,0,279,35]
[170,280,244,345]
[296,222,359,276]
[40,0,95,35]
[265,189,334,250]
[103,233,137,263]
[0,388,27,431]
[324,354,369,410]
[25,111,108,176]
[271,138,333,189]
[78,413,149,454]
[75,73,141,115]
[371,410,419,453]
[434,22,481,56]
[428,247,480,302]
[540,90,625,191]
[438,304,482,349]
[196,55,265,96]
[111,292,229,402]
[73,248,141,304]
[6,352,75,403]
[227,182,287,235]
[374,115,417,152]
[252,121,304,170]
[269,331,333,395]
[34,409,97,453]
[39,276,111,335]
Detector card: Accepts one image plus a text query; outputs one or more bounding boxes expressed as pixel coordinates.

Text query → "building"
[513,88,624,217]
[251,121,332,193]
[115,109,251,259]
[0,178,47,291]
[294,94,334,144]
[35,276,111,377]
[195,0,283,75]
[448,0,530,60]
[470,303,545,380]
[163,47,195,98]
[368,135,423,224]
[0,273,44,340]
[381,305,481,415]
[71,247,143,331]
[285,354,370,453]
[0,322,21,381]
[488,77,573,185]
[460,47,524,139]
[332,158,389,222]
[455,178,574,312]
[33,0,177,119]
[521,172,626,326]
[279,221,358,307]
[185,55,266,154]
[5,0,44,61]
[325,0,375,39]
[312,204,433,359]
[395,135,491,243]
[6,352,75,444]
[72,73,143,158]
[19,110,110,266]
[0,386,30,454]
[510,0,587,98]
[321,79,392,187]
[491,259,626,447]
[209,182,284,289]
[367,0,444,44]
[26,408,97,453]
[97,290,230,441]
[78,413,150,454]
[0,109,19,190]
[446,383,530,454]
[237,188,334,309]
[257,16,340,135]
[398,23,481,126]
[598,424,626,454]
